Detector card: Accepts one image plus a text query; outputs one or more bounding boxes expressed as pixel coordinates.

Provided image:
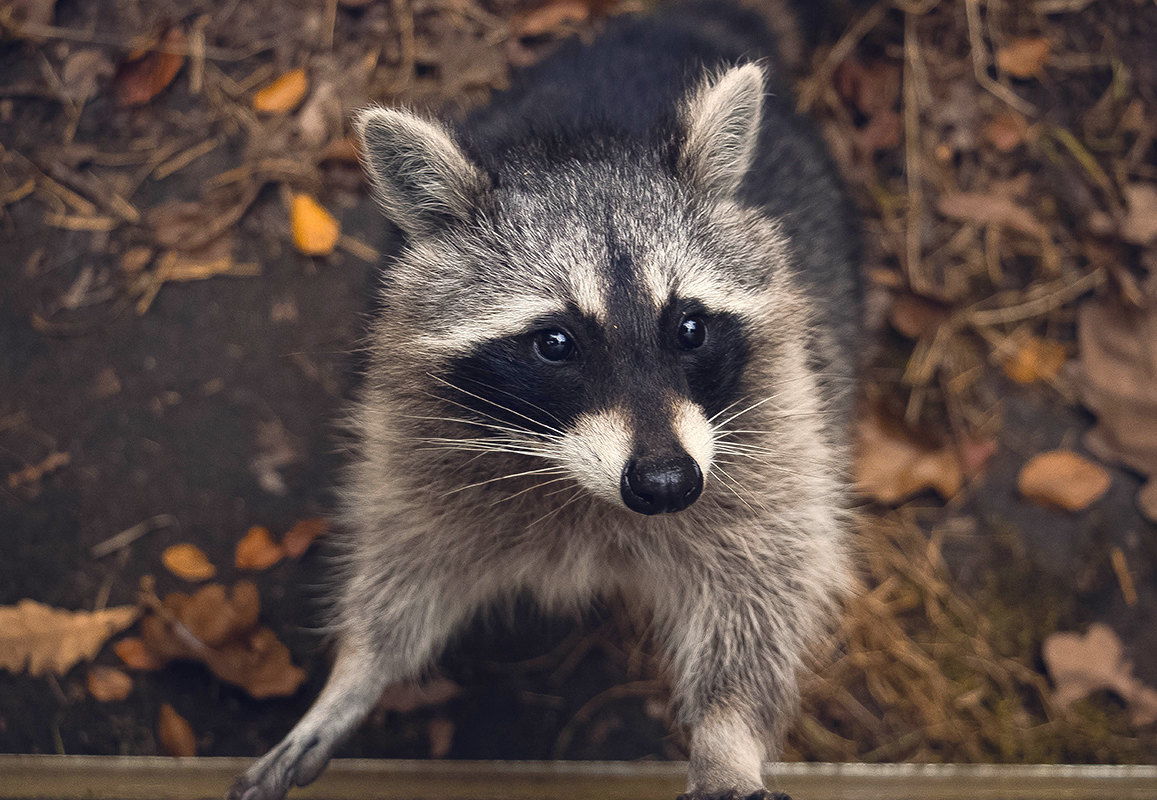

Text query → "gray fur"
[229,5,859,800]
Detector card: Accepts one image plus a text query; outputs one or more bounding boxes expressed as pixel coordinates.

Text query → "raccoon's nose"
[621,455,703,515]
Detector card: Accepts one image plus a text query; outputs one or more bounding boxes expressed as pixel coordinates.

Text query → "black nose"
[620,455,703,515]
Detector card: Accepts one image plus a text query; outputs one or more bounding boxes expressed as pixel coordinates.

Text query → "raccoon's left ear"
[677,63,765,199]
[354,106,489,236]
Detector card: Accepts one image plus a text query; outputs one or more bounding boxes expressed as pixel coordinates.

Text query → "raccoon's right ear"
[354,106,489,236]
[677,63,765,199]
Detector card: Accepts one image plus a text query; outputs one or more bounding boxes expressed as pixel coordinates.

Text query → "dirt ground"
[2,0,1156,770]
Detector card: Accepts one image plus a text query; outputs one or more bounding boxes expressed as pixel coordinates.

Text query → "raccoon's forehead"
[388,198,769,355]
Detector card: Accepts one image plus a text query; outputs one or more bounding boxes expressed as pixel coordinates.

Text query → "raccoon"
[229,2,860,799]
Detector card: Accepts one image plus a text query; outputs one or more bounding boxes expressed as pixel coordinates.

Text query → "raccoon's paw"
[676,791,790,800]
[226,737,333,800]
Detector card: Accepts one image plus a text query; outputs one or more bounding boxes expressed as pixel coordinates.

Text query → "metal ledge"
[2,756,1155,800]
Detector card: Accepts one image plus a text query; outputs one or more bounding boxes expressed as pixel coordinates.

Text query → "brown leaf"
[1120,183,1157,246]
[888,293,950,339]
[855,409,962,504]
[1077,297,1157,520]
[511,0,591,37]
[983,112,1029,152]
[290,193,340,256]
[253,68,309,114]
[1043,623,1157,726]
[114,27,187,108]
[1003,336,1067,384]
[139,581,305,699]
[834,59,900,117]
[114,636,163,670]
[87,665,133,701]
[377,678,462,714]
[158,703,197,757]
[996,37,1051,79]
[1017,450,1111,512]
[428,717,455,759]
[282,518,327,558]
[235,526,285,571]
[0,602,137,677]
[162,543,217,582]
[937,192,1047,239]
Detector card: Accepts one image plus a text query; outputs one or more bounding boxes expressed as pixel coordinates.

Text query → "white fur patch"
[556,408,633,506]
[687,707,765,793]
[672,398,714,479]
[417,296,567,353]
[566,261,609,322]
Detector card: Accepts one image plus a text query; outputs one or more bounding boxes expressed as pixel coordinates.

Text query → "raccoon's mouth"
[619,455,703,515]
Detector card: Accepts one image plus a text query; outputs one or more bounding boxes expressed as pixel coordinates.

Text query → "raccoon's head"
[355,64,806,517]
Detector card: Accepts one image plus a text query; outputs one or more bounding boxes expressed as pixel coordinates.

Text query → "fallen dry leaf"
[0,601,137,677]
[937,192,1047,239]
[983,112,1029,152]
[114,27,186,107]
[114,636,163,670]
[996,37,1051,79]
[855,409,962,504]
[281,518,327,558]
[87,665,133,701]
[1003,336,1066,384]
[1043,623,1157,726]
[511,0,591,37]
[428,717,455,759]
[7,451,70,489]
[1017,450,1111,512]
[888,293,950,339]
[253,68,308,114]
[1077,297,1157,521]
[290,193,340,256]
[162,543,217,582]
[158,703,197,757]
[139,580,305,699]
[1120,183,1157,246]
[377,678,462,714]
[235,526,285,571]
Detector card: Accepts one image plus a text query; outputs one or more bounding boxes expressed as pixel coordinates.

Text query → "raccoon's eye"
[677,316,707,349]
[534,329,575,362]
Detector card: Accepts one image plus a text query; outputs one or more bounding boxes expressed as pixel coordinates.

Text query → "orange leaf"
[114,636,163,670]
[1018,450,1110,512]
[87,665,133,702]
[0,602,137,677]
[290,193,340,256]
[996,37,1050,79]
[158,703,197,757]
[282,518,327,558]
[162,543,217,582]
[114,27,186,107]
[253,68,309,114]
[235,526,285,571]
[1003,337,1067,384]
[511,0,591,37]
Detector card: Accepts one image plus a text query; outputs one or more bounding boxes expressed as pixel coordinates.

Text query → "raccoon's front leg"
[661,578,804,800]
[228,574,467,800]
[227,637,391,800]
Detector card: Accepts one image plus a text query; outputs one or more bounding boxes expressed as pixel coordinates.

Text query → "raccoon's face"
[357,65,791,516]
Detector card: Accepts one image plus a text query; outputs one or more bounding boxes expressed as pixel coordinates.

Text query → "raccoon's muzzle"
[620,454,703,514]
